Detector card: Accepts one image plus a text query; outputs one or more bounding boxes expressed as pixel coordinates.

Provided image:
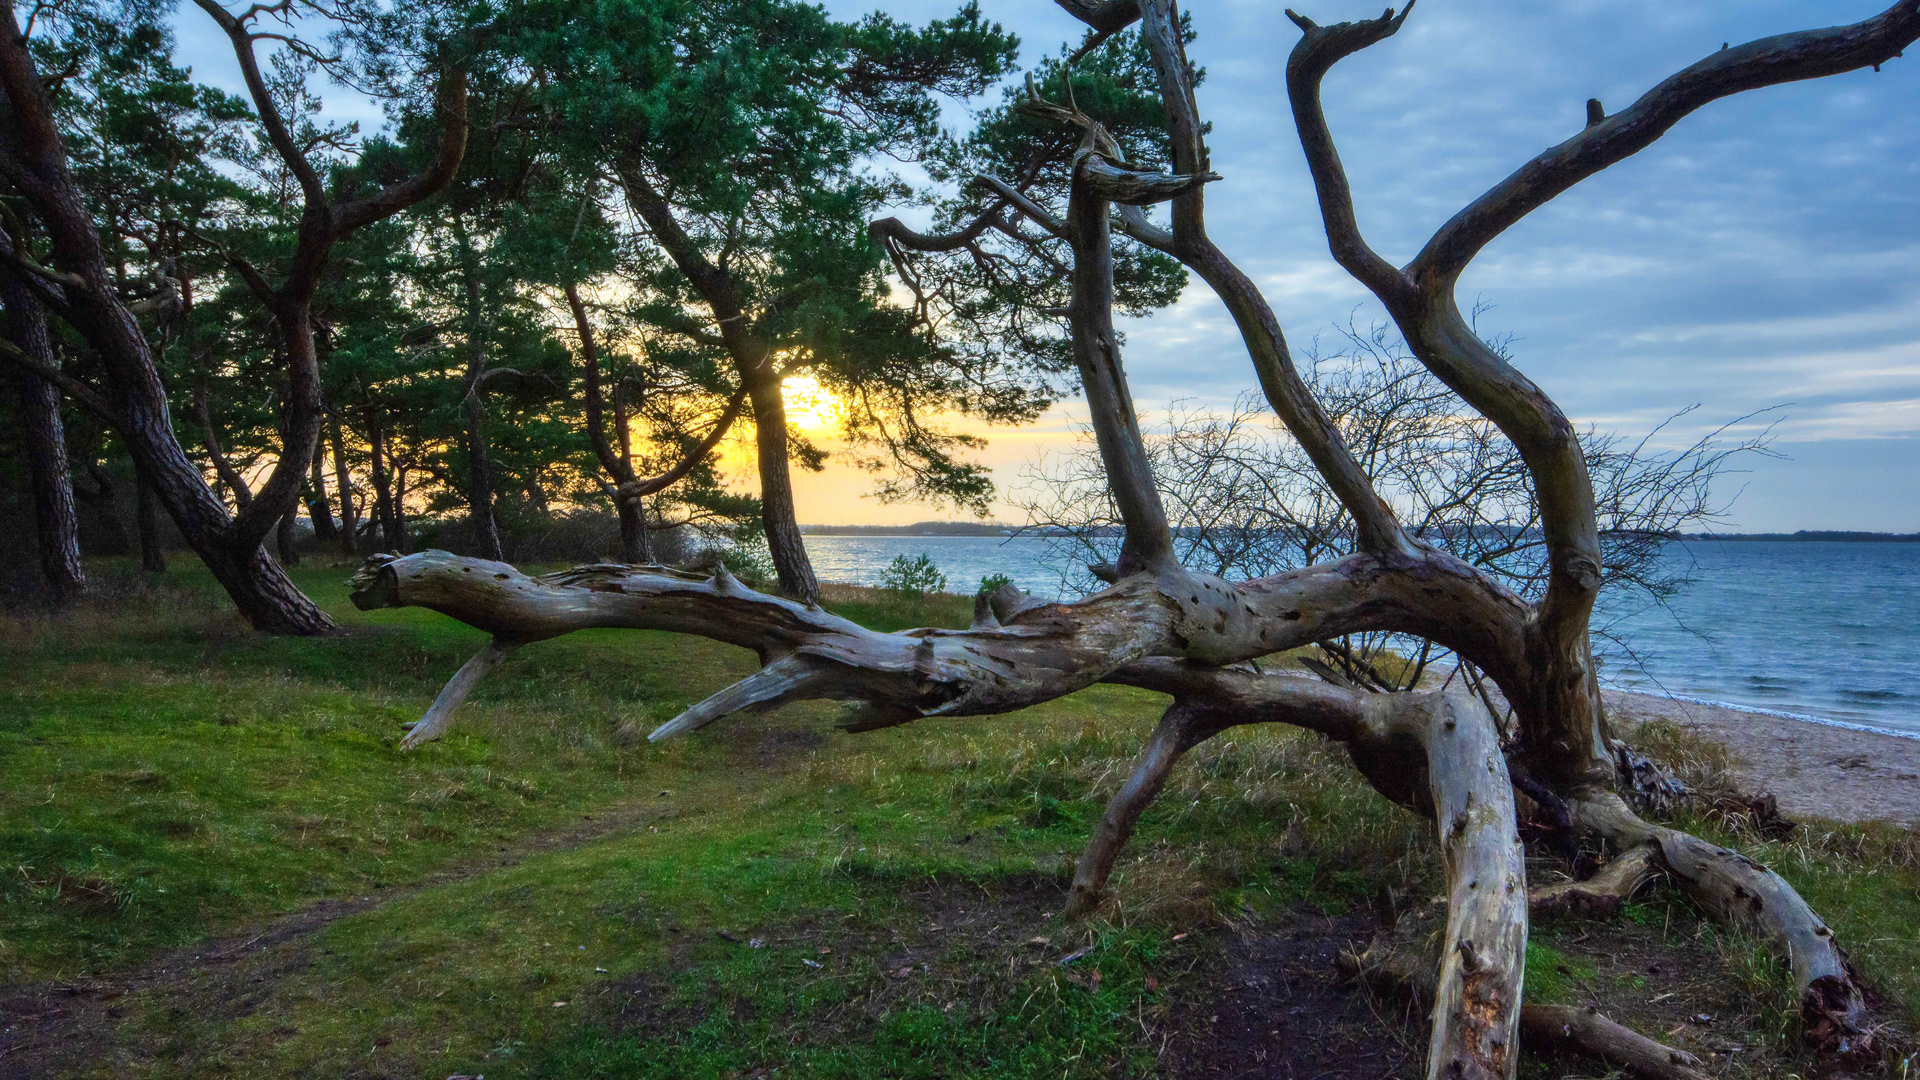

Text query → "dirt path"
[0,793,695,1079]
[1609,690,1920,827]
[0,724,833,1080]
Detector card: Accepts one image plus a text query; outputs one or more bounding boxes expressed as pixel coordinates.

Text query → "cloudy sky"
[175,0,1920,530]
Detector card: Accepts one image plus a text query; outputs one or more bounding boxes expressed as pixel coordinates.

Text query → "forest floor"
[1,557,1915,1078]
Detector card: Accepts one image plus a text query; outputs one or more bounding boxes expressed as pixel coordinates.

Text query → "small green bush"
[719,544,776,588]
[881,553,946,601]
[978,572,1013,595]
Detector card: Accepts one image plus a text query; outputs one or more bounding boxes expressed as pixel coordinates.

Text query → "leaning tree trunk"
[2,267,84,599]
[611,180,817,597]
[747,375,817,601]
[0,0,465,634]
[566,281,658,566]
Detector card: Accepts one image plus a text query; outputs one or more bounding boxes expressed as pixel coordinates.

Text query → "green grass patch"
[2,558,1914,1078]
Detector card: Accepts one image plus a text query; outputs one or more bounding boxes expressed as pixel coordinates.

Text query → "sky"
[172,0,1920,531]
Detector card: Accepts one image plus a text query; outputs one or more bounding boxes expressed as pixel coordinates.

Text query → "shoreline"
[1606,688,1920,743]
[1608,689,1920,827]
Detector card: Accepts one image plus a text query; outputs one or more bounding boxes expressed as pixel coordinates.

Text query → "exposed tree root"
[1520,1006,1711,1080]
[1570,792,1873,1060]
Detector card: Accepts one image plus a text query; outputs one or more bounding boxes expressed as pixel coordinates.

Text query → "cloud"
[169,0,1920,530]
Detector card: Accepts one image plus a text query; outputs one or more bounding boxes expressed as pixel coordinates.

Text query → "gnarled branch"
[349,549,1532,744]
[1122,0,1413,557]
[1284,3,1417,301]
[1410,0,1920,285]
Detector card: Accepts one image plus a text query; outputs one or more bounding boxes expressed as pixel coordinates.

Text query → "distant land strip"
[800,523,1919,542]
[1684,530,1920,543]
[801,522,1023,536]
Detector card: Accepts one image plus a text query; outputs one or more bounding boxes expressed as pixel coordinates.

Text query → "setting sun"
[779,372,840,434]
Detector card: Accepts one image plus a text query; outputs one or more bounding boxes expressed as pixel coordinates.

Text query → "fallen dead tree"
[349,1,1917,1074]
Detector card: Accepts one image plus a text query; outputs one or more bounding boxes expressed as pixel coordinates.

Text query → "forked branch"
[1284,3,1416,300]
[1411,0,1920,285]
[1120,0,1414,557]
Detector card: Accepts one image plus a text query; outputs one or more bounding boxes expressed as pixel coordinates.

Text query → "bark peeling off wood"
[1421,690,1526,1080]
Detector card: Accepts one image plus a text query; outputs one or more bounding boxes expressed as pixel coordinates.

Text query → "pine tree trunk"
[331,418,360,555]
[747,376,816,601]
[463,388,502,560]
[72,464,130,555]
[367,416,386,543]
[133,464,168,574]
[616,493,655,564]
[1518,628,1616,793]
[2,269,84,599]
[393,465,411,556]
[124,387,335,633]
[194,539,333,635]
[276,509,300,566]
[307,446,337,543]
[457,227,503,561]
[366,411,401,554]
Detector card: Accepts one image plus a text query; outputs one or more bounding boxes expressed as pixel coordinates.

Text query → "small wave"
[1838,688,1905,701]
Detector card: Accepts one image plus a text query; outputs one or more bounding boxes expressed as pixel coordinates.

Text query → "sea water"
[805,535,1920,737]
[1593,541,1920,737]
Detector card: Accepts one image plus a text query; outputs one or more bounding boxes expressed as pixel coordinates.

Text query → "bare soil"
[1159,910,1422,1080]
[1609,690,1920,827]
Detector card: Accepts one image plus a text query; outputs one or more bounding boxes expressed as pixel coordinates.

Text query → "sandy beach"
[1607,690,1920,827]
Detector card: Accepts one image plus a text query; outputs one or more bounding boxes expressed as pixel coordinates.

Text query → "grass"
[1,556,1914,1077]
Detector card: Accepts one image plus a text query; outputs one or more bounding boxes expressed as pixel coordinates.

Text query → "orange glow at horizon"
[702,381,1090,526]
